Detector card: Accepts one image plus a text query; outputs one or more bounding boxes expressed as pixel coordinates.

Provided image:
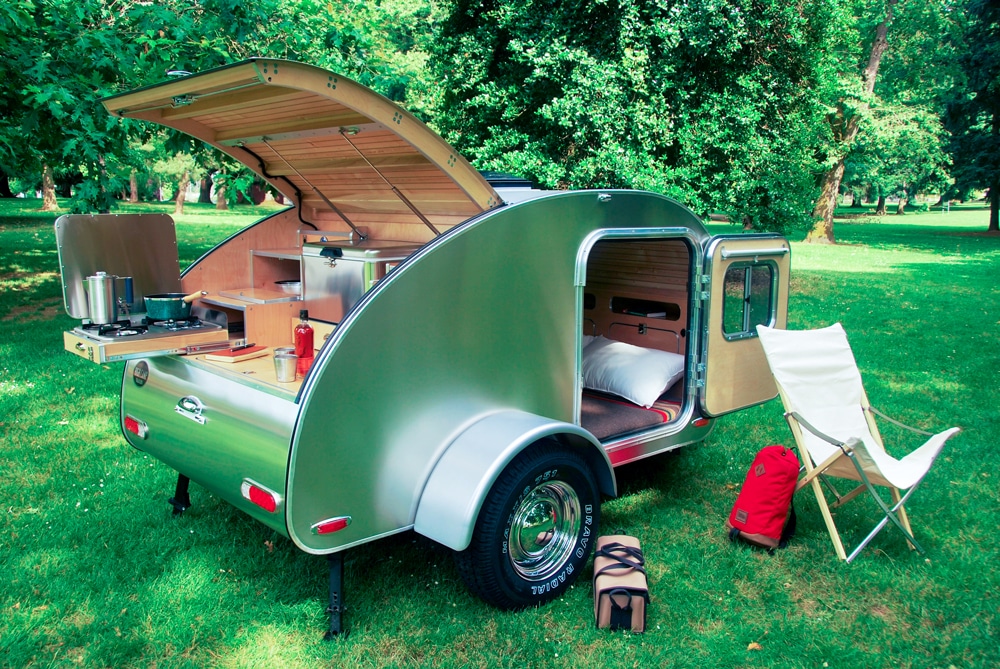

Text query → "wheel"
[454,441,601,609]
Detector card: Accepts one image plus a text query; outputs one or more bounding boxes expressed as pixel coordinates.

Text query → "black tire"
[454,442,601,609]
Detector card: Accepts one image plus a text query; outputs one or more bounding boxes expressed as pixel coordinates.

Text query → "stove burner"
[145,316,205,332]
[81,320,143,337]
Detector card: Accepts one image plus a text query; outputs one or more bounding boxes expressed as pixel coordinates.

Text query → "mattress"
[581,391,681,441]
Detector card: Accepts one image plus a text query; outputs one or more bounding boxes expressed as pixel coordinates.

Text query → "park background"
[2,1,999,667]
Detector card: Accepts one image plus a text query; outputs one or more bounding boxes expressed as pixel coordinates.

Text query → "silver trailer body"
[58,60,790,625]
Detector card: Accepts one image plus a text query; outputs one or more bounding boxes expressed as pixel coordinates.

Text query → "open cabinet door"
[698,234,790,417]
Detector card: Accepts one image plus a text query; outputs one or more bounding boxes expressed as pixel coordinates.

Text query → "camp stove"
[66,316,229,363]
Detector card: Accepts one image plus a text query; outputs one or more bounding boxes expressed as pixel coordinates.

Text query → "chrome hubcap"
[507,480,581,581]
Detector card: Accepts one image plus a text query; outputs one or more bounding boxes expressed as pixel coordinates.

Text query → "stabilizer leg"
[168,474,191,515]
[324,552,347,640]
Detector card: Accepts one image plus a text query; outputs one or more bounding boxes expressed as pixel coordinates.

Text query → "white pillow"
[582,336,685,408]
[582,335,596,349]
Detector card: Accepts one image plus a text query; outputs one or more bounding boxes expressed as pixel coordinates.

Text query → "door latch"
[175,395,206,425]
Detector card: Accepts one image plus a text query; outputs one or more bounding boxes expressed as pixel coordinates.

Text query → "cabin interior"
[579,238,691,441]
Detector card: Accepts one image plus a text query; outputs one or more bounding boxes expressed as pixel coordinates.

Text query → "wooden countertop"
[187,346,304,399]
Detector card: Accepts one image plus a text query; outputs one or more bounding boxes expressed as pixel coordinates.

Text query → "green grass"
[1,200,998,668]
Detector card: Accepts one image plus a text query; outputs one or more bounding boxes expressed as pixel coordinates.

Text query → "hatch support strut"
[339,129,442,237]
[259,138,368,240]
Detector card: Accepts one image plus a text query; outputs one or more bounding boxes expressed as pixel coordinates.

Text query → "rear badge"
[133,361,149,387]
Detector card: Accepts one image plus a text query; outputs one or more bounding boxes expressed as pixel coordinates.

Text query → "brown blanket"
[581,391,679,440]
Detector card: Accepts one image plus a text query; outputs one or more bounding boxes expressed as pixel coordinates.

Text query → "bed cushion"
[582,336,685,408]
[581,393,666,439]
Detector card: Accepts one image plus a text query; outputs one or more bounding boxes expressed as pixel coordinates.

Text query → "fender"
[413,409,616,551]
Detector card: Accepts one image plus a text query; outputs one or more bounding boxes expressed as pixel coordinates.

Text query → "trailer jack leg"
[324,553,347,639]
[169,474,191,515]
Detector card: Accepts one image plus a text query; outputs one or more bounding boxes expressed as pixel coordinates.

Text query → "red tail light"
[693,417,711,428]
[311,516,352,535]
[240,479,281,513]
[124,415,148,439]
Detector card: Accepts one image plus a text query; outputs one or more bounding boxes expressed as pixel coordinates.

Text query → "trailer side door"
[698,234,790,417]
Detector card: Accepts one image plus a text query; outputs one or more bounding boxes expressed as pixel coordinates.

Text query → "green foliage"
[431,0,869,234]
[0,0,441,213]
[845,104,952,202]
[946,0,1000,229]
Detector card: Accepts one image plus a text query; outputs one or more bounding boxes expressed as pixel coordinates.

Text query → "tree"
[843,105,951,214]
[431,0,836,234]
[949,0,1000,231]
[806,1,896,243]
[0,0,441,213]
[807,0,969,240]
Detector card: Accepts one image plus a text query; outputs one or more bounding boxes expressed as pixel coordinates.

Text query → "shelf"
[251,248,302,261]
[217,288,301,304]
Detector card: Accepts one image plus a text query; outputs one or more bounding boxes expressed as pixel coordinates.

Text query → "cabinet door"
[698,235,790,417]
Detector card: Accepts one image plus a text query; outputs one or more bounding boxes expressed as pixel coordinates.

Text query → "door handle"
[175,395,206,425]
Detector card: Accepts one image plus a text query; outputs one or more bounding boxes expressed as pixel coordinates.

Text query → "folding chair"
[755,323,960,562]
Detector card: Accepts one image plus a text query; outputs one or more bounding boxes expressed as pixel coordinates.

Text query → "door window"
[721,262,776,340]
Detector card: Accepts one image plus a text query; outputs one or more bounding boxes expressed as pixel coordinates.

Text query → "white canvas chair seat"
[756,323,960,562]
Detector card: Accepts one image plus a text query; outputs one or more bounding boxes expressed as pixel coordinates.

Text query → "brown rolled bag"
[593,535,649,633]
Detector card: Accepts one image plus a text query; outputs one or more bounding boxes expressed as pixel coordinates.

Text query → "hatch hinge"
[694,362,707,388]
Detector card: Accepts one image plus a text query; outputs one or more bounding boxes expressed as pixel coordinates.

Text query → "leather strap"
[608,588,636,629]
[595,542,646,576]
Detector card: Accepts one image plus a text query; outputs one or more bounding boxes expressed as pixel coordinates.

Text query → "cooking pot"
[144,290,206,321]
[274,279,301,295]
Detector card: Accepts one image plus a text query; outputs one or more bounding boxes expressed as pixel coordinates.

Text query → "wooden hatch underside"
[102,59,499,241]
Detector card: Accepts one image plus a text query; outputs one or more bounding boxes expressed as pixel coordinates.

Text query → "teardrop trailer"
[56,59,790,636]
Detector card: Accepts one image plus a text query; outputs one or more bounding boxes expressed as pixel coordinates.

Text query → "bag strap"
[607,588,636,629]
[594,542,646,576]
[778,501,797,549]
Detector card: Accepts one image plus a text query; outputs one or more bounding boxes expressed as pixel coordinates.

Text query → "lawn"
[1,199,997,668]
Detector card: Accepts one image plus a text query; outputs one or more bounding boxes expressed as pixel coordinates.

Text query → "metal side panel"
[120,357,297,534]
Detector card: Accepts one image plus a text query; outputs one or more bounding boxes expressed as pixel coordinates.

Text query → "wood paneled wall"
[584,239,691,355]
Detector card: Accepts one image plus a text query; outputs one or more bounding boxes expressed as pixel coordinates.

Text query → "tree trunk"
[215,183,228,210]
[806,1,895,243]
[0,169,14,198]
[806,159,845,243]
[174,170,189,216]
[850,190,864,207]
[875,195,887,215]
[98,155,110,214]
[129,170,139,203]
[41,165,58,211]
[895,197,907,215]
[989,184,999,232]
[198,173,214,203]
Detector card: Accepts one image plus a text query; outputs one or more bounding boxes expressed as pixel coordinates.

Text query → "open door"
[698,234,790,417]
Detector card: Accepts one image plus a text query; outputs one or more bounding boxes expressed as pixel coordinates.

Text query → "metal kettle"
[84,271,133,324]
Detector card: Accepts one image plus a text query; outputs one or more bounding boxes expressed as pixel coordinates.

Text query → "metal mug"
[273,353,298,383]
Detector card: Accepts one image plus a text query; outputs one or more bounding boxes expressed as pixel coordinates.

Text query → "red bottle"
[294,309,314,375]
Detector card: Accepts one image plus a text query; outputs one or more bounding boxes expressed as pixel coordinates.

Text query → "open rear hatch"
[101,59,500,240]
